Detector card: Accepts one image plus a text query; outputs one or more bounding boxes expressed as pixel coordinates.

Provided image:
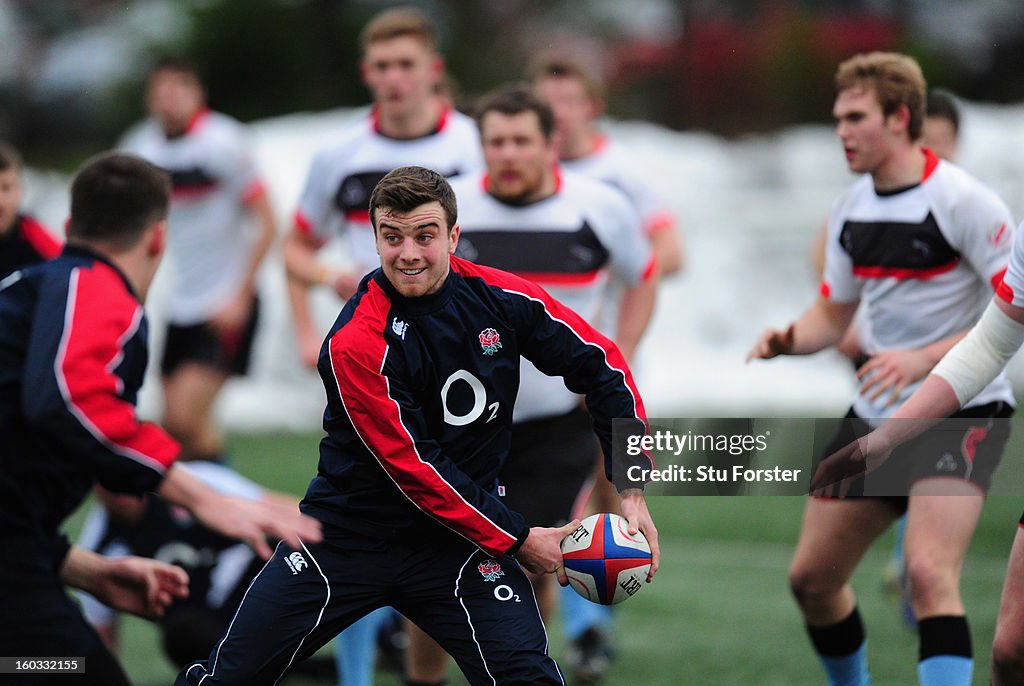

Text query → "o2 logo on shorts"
[284,551,308,575]
[441,370,499,426]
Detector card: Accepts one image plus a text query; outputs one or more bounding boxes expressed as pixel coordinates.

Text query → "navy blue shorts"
[176,534,564,686]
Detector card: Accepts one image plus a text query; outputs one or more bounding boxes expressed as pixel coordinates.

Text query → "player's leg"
[405,621,450,686]
[163,361,227,459]
[398,544,563,686]
[992,516,1024,685]
[903,488,983,686]
[901,402,1012,686]
[176,541,381,686]
[333,607,390,686]
[790,496,898,686]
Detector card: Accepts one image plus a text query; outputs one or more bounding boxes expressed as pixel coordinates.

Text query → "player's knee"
[788,563,836,608]
[992,630,1024,682]
[904,556,956,611]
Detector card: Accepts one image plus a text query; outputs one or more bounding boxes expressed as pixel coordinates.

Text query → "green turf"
[60,426,1023,685]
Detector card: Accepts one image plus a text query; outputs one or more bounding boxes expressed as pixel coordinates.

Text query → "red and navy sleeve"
[325,282,528,557]
[459,260,654,490]
[21,261,178,494]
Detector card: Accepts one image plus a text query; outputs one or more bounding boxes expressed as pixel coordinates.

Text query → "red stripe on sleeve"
[330,282,520,555]
[819,281,832,299]
[641,255,657,282]
[991,267,1008,293]
[997,272,1016,304]
[20,217,62,259]
[293,210,326,248]
[56,265,178,472]
[644,212,675,236]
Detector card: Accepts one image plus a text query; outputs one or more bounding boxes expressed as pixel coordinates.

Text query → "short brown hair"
[835,52,926,141]
[359,7,437,53]
[369,166,457,232]
[69,153,170,251]
[0,141,23,174]
[528,52,605,103]
[475,85,556,140]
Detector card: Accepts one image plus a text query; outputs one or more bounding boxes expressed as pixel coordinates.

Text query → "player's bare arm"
[615,272,658,362]
[619,487,659,581]
[210,191,277,334]
[157,464,323,558]
[855,330,968,406]
[747,297,859,361]
[60,545,190,619]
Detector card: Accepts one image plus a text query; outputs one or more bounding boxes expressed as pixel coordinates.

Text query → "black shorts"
[1019,510,1024,527]
[818,401,1013,508]
[0,584,131,685]
[162,297,259,377]
[500,408,598,528]
[175,536,562,686]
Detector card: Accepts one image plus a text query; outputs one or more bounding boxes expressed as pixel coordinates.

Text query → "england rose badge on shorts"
[478,558,504,582]
[478,328,502,356]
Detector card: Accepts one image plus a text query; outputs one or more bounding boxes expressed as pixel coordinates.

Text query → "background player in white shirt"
[530,53,680,680]
[283,7,482,369]
[749,52,1015,686]
[120,59,277,464]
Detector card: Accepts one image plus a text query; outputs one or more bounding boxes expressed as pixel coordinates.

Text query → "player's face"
[375,201,459,298]
[480,110,557,204]
[0,168,22,236]
[146,69,204,137]
[833,86,903,175]
[362,37,442,119]
[923,115,958,161]
[534,77,596,154]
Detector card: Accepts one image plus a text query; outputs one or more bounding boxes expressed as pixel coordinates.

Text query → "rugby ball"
[560,512,651,605]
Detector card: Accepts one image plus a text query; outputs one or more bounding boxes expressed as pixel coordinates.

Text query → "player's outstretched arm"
[746,298,859,362]
[619,488,659,582]
[157,464,323,559]
[60,546,189,619]
[516,519,582,585]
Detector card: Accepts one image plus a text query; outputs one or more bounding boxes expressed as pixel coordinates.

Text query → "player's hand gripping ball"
[560,512,652,605]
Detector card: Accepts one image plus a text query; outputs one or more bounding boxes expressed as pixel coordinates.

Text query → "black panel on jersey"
[166,166,219,192]
[839,212,959,272]
[454,222,610,274]
[334,168,464,214]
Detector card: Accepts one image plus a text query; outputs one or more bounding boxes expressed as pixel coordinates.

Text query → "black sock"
[918,615,971,661]
[807,607,866,657]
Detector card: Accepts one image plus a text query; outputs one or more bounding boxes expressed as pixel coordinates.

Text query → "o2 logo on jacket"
[441,370,498,426]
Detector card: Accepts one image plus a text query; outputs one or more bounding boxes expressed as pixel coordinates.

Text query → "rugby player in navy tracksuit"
[177,166,660,686]
[0,153,319,685]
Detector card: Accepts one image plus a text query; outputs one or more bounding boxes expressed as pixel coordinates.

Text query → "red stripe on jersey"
[819,281,832,299]
[996,273,1015,304]
[185,108,211,135]
[242,179,267,204]
[293,211,326,248]
[345,208,371,224]
[171,183,217,201]
[852,259,960,281]
[56,265,178,472]
[450,256,653,468]
[20,216,62,259]
[516,270,602,287]
[330,281,520,555]
[922,147,940,182]
[991,267,1008,293]
[641,255,657,282]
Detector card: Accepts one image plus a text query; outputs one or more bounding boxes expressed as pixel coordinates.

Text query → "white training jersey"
[822,149,1015,419]
[294,107,483,271]
[120,110,266,325]
[561,135,675,237]
[562,135,675,343]
[451,169,655,422]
